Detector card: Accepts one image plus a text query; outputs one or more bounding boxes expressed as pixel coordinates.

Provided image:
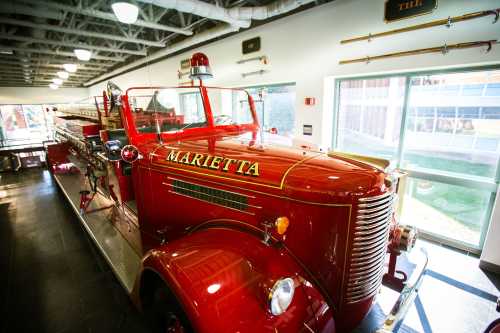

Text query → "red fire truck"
[46,53,427,333]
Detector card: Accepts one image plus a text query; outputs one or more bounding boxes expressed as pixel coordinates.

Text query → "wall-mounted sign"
[303,125,313,136]
[180,58,191,70]
[242,37,261,55]
[385,0,437,22]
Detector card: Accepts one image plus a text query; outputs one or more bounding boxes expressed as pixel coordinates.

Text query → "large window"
[243,84,296,137]
[337,77,405,166]
[335,69,500,251]
[0,104,53,147]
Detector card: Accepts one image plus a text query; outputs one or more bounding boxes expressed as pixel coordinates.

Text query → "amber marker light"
[275,216,290,235]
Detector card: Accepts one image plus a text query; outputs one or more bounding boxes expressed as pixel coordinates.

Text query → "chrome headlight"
[268,278,295,316]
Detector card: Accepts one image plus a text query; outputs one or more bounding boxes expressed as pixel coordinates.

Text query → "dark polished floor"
[1,169,499,333]
[0,169,151,333]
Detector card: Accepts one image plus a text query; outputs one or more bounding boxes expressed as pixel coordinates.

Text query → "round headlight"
[268,278,295,316]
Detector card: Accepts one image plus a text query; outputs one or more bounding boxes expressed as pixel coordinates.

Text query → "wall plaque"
[242,37,261,54]
[385,0,437,22]
[180,58,191,70]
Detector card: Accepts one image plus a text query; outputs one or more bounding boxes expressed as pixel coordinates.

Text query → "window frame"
[333,64,500,253]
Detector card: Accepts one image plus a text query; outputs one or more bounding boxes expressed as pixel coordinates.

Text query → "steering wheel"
[213,114,233,125]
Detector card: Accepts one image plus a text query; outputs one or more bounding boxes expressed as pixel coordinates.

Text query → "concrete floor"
[1,169,499,333]
[0,170,150,333]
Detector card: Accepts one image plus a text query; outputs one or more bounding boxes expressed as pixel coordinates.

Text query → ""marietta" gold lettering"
[165,150,260,177]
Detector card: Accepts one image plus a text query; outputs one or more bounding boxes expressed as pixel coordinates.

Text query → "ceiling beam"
[0,3,64,21]
[0,55,115,67]
[18,0,192,35]
[0,76,85,85]
[0,34,148,56]
[0,68,95,78]
[0,45,124,61]
[0,17,166,47]
[0,60,110,72]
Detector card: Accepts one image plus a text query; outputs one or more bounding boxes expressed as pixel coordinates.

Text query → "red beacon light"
[121,145,141,163]
[189,52,213,80]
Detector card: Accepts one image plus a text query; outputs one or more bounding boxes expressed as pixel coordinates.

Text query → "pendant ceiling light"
[74,49,92,61]
[112,1,139,24]
[57,71,69,79]
[52,78,63,85]
[63,64,77,73]
[49,83,59,90]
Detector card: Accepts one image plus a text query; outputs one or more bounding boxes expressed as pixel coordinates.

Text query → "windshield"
[128,87,206,134]
[127,87,256,134]
[205,87,256,126]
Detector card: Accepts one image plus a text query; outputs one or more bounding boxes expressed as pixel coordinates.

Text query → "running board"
[54,173,141,294]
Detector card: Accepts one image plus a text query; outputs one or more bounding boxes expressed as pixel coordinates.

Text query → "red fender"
[140,227,334,333]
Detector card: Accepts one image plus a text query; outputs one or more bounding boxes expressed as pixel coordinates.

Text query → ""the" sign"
[384,0,437,22]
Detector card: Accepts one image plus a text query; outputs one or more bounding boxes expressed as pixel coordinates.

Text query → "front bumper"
[376,247,428,333]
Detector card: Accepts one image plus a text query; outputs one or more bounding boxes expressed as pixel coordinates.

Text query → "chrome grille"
[345,191,395,304]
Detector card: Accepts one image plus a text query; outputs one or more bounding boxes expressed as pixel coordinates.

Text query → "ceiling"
[0,0,329,88]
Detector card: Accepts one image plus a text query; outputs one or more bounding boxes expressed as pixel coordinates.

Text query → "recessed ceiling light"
[0,49,13,55]
[49,83,59,90]
[63,64,77,73]
[112,1,139,24]
[74,49,91,61]
[57,71,69,79]
[52,78,63,85]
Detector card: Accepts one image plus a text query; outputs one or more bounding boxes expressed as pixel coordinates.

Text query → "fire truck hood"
[148,133,386,201]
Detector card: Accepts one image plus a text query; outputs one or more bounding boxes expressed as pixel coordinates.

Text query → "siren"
[189,52,213,80]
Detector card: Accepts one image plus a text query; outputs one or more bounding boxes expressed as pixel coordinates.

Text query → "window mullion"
[396,76,412,169]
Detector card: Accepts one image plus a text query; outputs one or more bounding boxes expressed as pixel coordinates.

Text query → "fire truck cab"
[47,53,426,333]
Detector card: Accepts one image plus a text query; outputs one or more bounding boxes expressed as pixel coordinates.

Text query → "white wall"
[481,188,500,267]
[89,0,500,148]
[0,87,89,104]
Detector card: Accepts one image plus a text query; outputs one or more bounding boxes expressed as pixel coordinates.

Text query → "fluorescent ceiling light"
[52,78,63,85]
[63,64,77,73]
[57,71,69,79]
[112,2,139,24]
[0,49,13,55]
[49,83,59,90]
[74,49,91,61]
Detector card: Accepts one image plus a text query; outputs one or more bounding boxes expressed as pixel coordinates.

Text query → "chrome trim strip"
[350,248,387,266]
[353,227,390,242]
[358,194,395,208]
[357,197,395,214]
[352,235,390,253]
[166,176,257,199]
[357,207,394,220]
[167,190,256,216]
[348,266,385,285]
[355,215,393,230]
[358,191,392,202]
[167,182,261,210]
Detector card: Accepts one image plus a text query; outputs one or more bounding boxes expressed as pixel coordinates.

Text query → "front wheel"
[145,285,192,333]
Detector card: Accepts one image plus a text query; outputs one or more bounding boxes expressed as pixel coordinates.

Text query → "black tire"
[144,285,193,333]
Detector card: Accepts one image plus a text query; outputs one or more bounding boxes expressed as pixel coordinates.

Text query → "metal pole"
[339,40,496,65]
[341,8,499,44]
